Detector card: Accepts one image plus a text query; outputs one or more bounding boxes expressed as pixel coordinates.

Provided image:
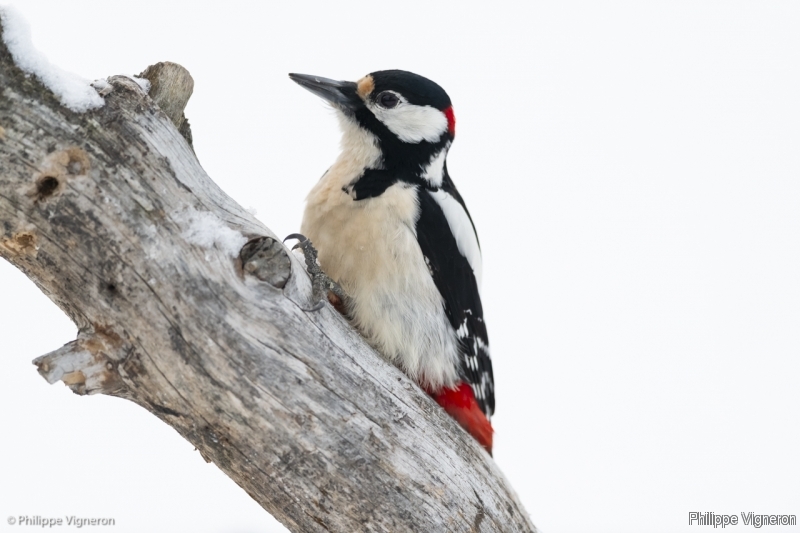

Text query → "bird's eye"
[377,92,400,109]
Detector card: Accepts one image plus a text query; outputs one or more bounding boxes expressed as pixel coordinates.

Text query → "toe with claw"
[284,234,348,314]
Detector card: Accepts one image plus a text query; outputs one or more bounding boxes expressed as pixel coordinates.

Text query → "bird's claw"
[284,234,348,313]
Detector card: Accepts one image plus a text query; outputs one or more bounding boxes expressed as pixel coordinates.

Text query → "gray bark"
[0,18,536,533]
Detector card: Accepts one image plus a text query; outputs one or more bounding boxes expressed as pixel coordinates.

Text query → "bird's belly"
[301,182,460,390]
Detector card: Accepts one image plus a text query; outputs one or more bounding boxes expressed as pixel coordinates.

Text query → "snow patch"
[90,78,113,96]
[0,6,104,112]
[122,75,151,94]
[179,207,247,259]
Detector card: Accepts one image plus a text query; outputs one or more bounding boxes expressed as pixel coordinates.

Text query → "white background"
[1,1,799,532]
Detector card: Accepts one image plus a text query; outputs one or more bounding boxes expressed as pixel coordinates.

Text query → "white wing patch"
[428,189,483,288]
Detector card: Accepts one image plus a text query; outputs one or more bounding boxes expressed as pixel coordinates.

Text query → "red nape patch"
[429,382,493,454]
[444,106,456,137]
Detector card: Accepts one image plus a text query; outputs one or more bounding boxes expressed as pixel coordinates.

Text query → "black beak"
[289,73,361,110]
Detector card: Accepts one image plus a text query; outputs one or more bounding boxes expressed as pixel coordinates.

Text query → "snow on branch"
[0,6,104,111]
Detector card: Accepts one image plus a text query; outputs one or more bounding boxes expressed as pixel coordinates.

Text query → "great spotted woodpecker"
[289,70,494,453]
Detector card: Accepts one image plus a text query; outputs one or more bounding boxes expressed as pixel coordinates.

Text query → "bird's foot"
[284,234,348,314]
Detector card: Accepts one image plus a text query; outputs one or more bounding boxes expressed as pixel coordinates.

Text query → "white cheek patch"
[429,189,483,288]
[369,100,449,144]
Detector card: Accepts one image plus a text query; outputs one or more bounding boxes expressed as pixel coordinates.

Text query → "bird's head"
[289,70,455,171]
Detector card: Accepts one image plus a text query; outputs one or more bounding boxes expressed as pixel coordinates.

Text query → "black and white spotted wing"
[415,175,495,417]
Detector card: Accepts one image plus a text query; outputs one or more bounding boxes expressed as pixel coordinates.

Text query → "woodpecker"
[289,70,494,453]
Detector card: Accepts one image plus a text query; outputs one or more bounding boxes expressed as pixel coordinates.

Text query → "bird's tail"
[430,382,493,455]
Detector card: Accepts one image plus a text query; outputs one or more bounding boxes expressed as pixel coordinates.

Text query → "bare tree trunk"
[0,16,536,533]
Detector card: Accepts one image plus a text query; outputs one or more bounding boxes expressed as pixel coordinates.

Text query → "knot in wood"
[30,147,90,202]
[240,236,291,288]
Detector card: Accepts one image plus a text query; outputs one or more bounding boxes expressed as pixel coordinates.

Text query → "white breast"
[301,121,460,390]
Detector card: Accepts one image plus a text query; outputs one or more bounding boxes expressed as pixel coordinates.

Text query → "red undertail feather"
[430,382,493,454]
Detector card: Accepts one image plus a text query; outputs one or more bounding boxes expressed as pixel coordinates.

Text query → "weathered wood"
[138,61,194,148]
[0,15,536,533]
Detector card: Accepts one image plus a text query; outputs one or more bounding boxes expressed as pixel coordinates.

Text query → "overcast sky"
[1,1,799,532]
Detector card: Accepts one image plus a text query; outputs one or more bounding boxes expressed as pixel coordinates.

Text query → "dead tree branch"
[0,16,535,533]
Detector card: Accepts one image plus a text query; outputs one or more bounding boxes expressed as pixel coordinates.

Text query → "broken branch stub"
[138,61,193,127]
[138,61,194,147]
[34,326,128,396]
[0,15,536,533]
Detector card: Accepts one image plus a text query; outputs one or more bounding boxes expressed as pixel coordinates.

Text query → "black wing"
[415,177,495,417]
